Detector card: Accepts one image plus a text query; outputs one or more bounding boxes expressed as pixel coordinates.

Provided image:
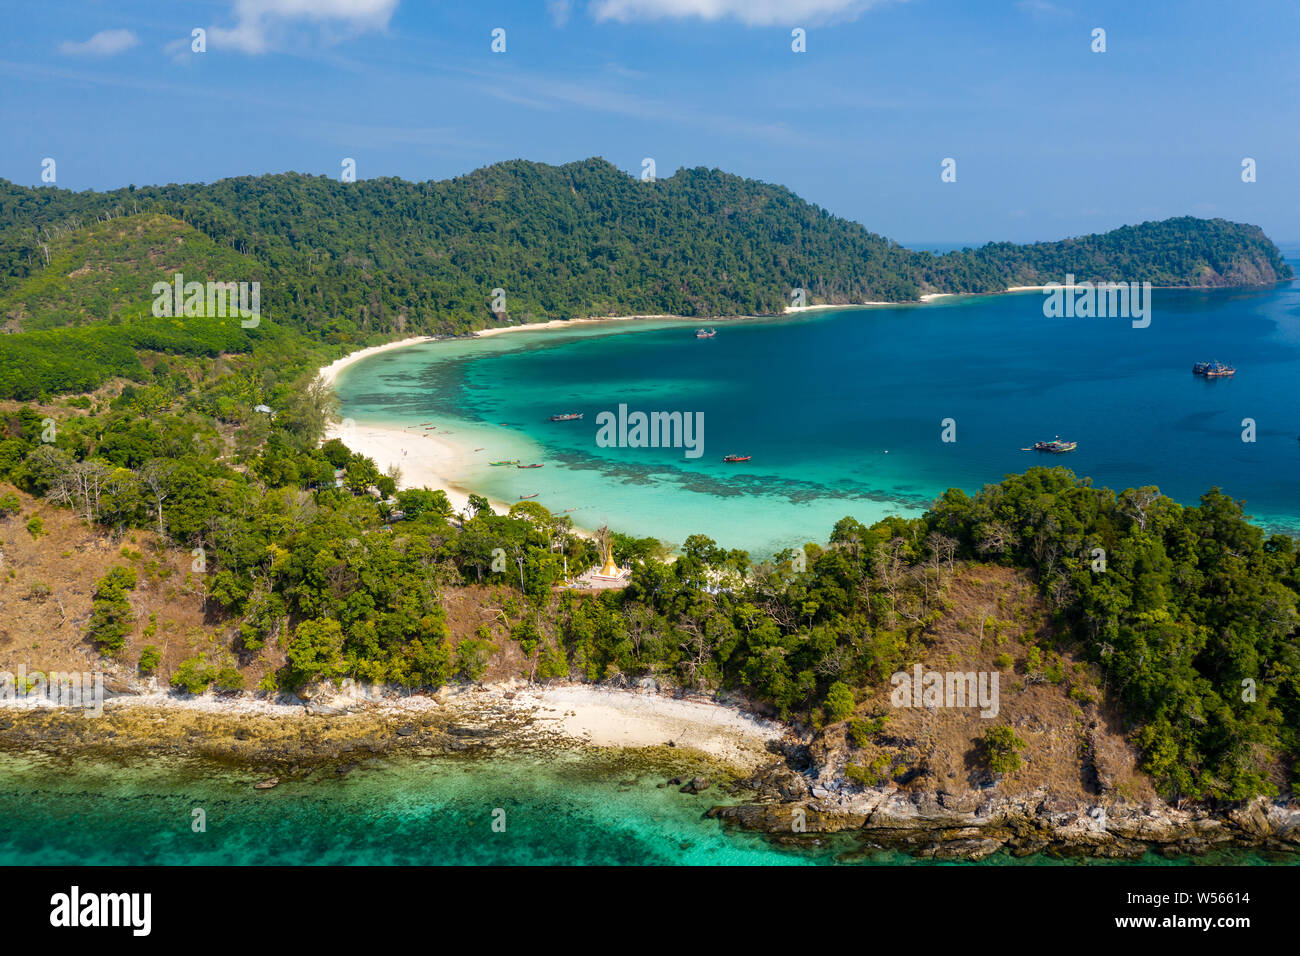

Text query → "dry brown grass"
[0,483,226,683]
[828,564,1154,802]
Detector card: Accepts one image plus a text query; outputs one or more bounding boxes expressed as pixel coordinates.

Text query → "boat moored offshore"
[1031,437,1077,453]
[1193,361,1235,378]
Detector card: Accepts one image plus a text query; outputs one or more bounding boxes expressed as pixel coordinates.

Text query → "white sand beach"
[521,684,782,763]
[323,417,512,518]
[318,335,435,389]
[472,312,688,338]
[784,293,969,310]
[316,315,722,518]
[783,301,896,313]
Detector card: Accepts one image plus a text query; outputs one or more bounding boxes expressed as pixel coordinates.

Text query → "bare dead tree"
[138,459,174,536]
[976,520,1016,557]
[45,459,109,522]
[1047,574,1075,611]
[677,620,715,691]
[1119,486,1160,532]
[874,537,907,627]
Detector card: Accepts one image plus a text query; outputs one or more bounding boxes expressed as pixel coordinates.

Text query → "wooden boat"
[695,328,716,339]
[517,463,545,469]
[1193,361,1235,378]
[519,493,540,500]
[1028,437,1077,453]
[722,454,751,463]
[549,412,583,422]
[489,460,520,466]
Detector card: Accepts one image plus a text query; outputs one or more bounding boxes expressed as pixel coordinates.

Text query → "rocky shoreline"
[713,750,1300,861]
[3,680,1297,862]
[0,679,779,780]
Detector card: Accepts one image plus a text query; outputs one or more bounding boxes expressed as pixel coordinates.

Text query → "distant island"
[0,158,1291,399]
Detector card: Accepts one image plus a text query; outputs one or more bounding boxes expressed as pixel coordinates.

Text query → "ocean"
[335,267,1300,557]
[0,750,1289,866]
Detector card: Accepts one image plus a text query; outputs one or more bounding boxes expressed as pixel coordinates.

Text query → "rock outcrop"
[711,782,1300,860]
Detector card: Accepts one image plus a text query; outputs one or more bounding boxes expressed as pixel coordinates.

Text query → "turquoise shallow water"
[337,268,1300,556]
[1,751,1292,866]
[0,750,798,866]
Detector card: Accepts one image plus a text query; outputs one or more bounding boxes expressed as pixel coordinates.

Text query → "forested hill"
[0,159,1290,339]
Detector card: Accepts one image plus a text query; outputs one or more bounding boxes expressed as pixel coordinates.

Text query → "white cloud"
[467,66,797,143]
[1016,0,1072,18]
[549,0,575,27]
[209,0,399,54]
[589,0,891,26]
[59,29,139,56]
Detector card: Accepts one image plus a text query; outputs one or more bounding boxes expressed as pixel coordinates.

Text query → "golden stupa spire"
[596,524,621,577]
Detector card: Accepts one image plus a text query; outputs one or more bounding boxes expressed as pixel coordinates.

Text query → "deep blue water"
[339,266,1300,555]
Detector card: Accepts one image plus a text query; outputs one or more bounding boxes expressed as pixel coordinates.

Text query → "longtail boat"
[1027,437,1077,453]
[517,463,545,469]
[722,454,751,463]
[488,459,520,466]
[1193,361,1235,378]
[519,493,540,500]
[549,412,583,422]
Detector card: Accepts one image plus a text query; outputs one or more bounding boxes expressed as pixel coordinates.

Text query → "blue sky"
[3,0,1298,244]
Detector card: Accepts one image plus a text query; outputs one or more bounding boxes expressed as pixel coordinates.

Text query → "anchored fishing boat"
[518,493,540,500]
[1028,437,1077,453]
[517,463,545,469]
[722,454,751,463]
[695,328,716,339]
[549,412,583,421]
[1193,361,1235,378]
[488,459,520,466]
